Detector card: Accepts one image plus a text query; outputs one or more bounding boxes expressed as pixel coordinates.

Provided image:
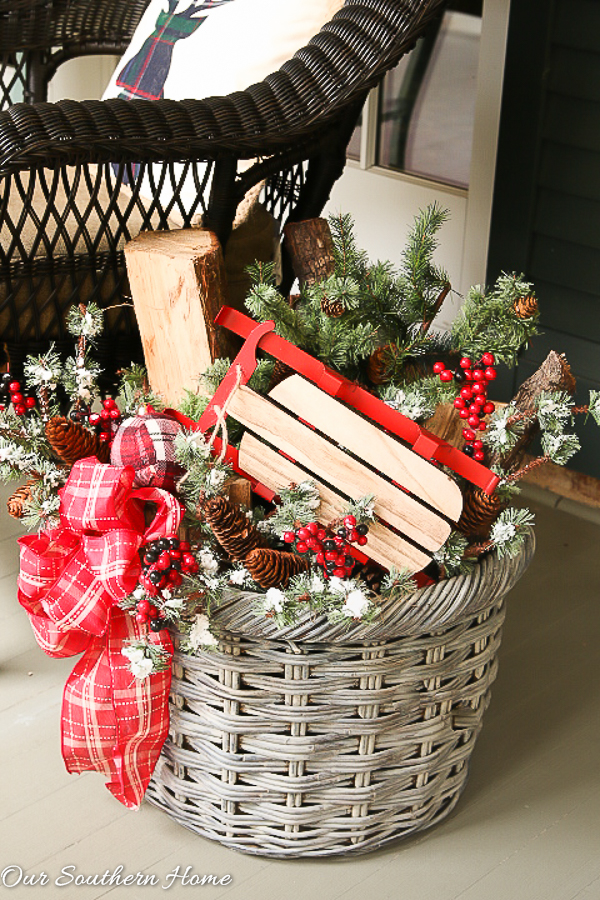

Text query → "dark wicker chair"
[0,0,447,384]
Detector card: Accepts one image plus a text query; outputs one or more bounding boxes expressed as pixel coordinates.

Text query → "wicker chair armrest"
[0,0,447,174]
[0,0,149,55]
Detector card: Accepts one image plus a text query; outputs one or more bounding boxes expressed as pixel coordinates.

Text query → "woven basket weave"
[146,531,535,857]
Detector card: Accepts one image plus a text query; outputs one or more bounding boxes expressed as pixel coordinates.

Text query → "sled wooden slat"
[225,385,452,555]
[270,375,463,521]
[238,433,431,573]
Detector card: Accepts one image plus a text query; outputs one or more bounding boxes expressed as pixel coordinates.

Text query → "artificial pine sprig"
[490,469,523,503]
[118,364,165,416]
[482,404,526,456]
[0,409,54,480]
[342,493,376,526]
[20,484,61,532]
[199,356,275,398]
[254,569,378,627]
[329,212,370,278]
[23,346,63,420]
[62,303,105,411]
[588,390,600,426]
[540,431,581,466]
[62,351,102,408]
[245,261,307,346]
[178,389,210,422]
[396,203,450,328]
[535,391,574,433]
[121,639,171,679]
[451,273,539,365]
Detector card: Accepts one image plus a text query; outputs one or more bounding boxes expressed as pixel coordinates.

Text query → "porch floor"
[1,483,599,900]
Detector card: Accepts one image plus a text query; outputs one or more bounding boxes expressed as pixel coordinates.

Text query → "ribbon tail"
[18,593,92,658]
[61,608,172,808]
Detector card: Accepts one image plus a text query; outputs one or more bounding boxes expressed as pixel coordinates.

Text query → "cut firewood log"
[492,350,576,472]
[423,402,465,450]
[283,218,336,286]
[124,229,238,406]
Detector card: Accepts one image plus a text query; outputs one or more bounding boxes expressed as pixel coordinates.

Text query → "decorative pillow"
[102,0,344,295]
[102,0,345,104]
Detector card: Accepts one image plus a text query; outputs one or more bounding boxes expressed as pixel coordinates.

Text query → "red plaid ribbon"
[17,457,183,808]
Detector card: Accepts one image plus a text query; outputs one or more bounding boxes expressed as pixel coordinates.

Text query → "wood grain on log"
[283,218,336,286]
[124,229,237,406]
[493,350,577,472]
[423,403,465,450]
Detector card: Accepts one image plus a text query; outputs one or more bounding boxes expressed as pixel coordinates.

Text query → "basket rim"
[204,529,536,645]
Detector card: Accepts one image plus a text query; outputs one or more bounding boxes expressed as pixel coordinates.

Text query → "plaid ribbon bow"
[16,457,183,808]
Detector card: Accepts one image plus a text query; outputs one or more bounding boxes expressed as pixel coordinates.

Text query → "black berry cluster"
[136,536,199,631]
[0,373,36,416]
[433,352,497,459]
[283,515,369,579]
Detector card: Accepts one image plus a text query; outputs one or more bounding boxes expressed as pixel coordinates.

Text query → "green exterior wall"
[487,0,600,476]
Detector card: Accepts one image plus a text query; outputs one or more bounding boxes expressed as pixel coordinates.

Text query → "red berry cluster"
[136,536,198,631]
[0,373,36,416]
[88,396,122,447]
[433,352,497,460]
[283,515,369,579]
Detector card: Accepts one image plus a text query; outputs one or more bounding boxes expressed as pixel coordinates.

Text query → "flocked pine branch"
[465,507,535,559]
[379,567,418,602]
[173,428,231,508]
[23,346,63,421]
[588,390,600,425]
[62,351,102,409]
[265,480,321,537]
[66,302,104,344]
[380,375,457,421]
[118,364,165,416]
[434,531,476,577]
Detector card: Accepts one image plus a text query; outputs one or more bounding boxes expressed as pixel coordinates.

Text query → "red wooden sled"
[173,308,499,574]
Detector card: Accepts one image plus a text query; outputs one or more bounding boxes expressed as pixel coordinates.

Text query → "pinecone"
[367,346,392,385]
[200,494,266,561]
[320,295,345,318]
[7,477,37,519]
[354,562,385,594]
[45,416,111,465]
[245,547,310,589]
[513,294,539,319]
[268,359,295,391]
[457,487,507,541]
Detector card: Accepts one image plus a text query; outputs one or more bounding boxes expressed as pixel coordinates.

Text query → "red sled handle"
[211,307,499,495]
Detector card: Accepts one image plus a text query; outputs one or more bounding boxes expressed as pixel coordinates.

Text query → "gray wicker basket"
[146,532,535,857]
